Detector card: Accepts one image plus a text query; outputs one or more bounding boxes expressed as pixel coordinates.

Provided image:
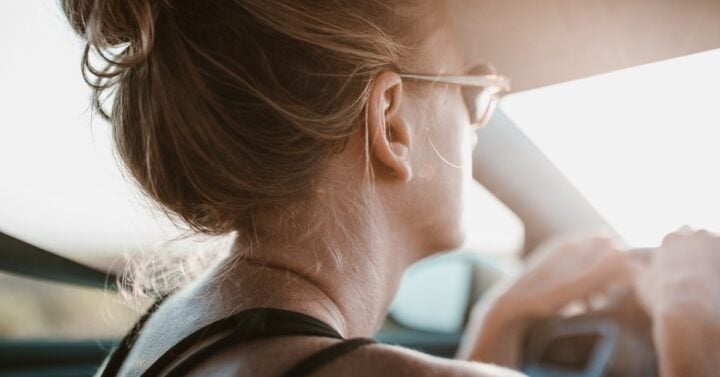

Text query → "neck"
[202,205,421,338]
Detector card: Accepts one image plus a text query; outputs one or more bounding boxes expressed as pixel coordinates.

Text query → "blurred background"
[1,1,718,340]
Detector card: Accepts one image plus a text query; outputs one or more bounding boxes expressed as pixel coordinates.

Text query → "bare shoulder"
[185,336,524,377]
[313,342,526,377]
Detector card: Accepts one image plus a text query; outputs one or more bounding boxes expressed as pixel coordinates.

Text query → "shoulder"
[188,336,525,377]
[339,342,525,377]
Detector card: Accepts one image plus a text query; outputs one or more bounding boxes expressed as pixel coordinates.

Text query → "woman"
[62,0,720,376]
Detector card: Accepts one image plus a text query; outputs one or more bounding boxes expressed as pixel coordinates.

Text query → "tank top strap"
[278,337,377,377]
[99,299,376,377]
[100,294,172,377]
[148,308,345,377]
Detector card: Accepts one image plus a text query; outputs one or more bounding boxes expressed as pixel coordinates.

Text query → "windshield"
[500,48,720,247]
[1,1,718,343]
[1,3,717,260]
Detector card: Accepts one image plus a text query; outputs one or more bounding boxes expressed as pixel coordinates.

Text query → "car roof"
[450,0,720,92]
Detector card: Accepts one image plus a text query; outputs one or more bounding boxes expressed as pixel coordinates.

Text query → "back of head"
[62,0,436,241]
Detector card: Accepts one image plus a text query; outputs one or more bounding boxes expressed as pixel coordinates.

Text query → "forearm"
[653,306,720,377]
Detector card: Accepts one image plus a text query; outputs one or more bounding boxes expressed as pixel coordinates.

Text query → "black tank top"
[99,296,377,377]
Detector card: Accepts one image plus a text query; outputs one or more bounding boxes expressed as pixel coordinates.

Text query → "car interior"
[1,1,719,376]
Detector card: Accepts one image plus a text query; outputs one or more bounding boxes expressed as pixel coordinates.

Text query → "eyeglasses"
[399,64,511,127]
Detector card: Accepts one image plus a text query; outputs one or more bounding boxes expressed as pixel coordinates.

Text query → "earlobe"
[366,71,413,183]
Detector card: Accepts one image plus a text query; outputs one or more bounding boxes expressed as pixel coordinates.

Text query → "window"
[0,272,141,339]
[0,2,521,341]
[3,1,717,340]
[500,48,720,247]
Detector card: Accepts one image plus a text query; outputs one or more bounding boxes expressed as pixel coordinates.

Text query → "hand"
[502,233,628,319]
[457,232,628,367]
[631,227,720,377]
[633,227,720,317]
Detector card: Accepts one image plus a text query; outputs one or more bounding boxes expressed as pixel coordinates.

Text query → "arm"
[457,234,627,368]
[653,307,720,376]
[632,228,720,377]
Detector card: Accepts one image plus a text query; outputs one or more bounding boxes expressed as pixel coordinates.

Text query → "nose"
[471,131,479,149]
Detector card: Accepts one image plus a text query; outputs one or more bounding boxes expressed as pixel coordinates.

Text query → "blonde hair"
[63,0,441,295]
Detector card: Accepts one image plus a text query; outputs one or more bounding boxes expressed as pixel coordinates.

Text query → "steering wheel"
[520,274,657,377]
[520,248,658,376]
[472,113,659,376]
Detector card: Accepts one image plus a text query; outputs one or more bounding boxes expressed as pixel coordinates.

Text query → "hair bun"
[62,0,156,65]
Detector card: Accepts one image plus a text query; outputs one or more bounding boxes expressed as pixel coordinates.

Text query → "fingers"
[558,245,654,316]
[529,231,619,267]
[623,247,651,279]
[622,247,652,277]
[677,224,694,233]
[576,243,627,294]
[632,226,720,316]
[662,225,717,245]
[513,232,640,318]
[659,226,720,262]
[662,225,693,244]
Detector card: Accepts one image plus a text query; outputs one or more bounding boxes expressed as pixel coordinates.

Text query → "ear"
[367,71,412,183]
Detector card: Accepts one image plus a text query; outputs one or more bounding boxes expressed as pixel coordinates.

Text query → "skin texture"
[458,228,720,375]
[119,15,522,377]
[632,228,720,376]
[457,234,629,367]
[115,6,720,377]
